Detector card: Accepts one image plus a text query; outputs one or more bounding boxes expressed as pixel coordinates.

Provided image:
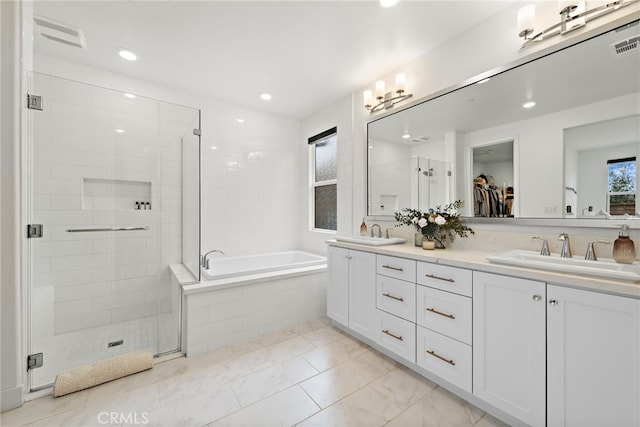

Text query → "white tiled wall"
[29,73,196,341]
[184,271,327,356]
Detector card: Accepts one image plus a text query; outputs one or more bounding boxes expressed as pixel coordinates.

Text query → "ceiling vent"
[34,15,86,49]
[610,35,639,59]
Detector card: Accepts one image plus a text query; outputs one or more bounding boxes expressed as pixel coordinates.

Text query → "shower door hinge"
[27,224,43,238]
[27,94,43,111]
[27,353,43,371]
[193,128,201,136]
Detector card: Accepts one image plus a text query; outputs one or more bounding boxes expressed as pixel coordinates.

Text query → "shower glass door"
[27,73,200,390]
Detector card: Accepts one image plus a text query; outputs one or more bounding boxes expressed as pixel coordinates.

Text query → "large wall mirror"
[367,19,640,219]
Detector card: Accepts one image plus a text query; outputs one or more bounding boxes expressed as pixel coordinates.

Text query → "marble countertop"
[327,240,640,299]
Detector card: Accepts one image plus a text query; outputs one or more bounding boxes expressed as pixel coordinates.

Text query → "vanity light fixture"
[522,101,536,109]
[363,73,413,113]
[517,0,639,48]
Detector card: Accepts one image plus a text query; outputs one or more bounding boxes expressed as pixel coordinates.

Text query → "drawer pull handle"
[383,293,404,302]
[426,350,455,366]
[426,307,455,319]
[382,329,403,341]
[424,273,455,283]
[383,265,404,272]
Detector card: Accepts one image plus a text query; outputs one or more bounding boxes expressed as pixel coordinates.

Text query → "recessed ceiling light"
[522,101,536,109]
[118,49,137,61]
[210,146,217,150]
[235,118,245,123]
[368,145,373,149]
[402,133,411,139]
[379,0,400,7]
[259,92,272,101]
[123,93,136,99]
[115,128,125,134]
[476,78,491,85]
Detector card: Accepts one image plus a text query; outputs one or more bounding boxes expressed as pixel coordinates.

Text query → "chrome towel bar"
[66,226,149,233]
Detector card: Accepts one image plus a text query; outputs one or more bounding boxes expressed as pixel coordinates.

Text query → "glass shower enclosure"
[26,73,200,390]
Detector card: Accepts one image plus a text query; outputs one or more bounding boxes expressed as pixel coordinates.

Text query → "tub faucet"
[558,233,572,258]
[370,224,381,238]
[201,249,226,269]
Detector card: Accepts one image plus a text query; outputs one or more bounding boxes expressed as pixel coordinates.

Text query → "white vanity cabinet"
[375,255,417,363]
[327,246,350,327]
[327,246,378,339]
[472,271,546,427]
[547,285,640,427]
[416,262,473,392]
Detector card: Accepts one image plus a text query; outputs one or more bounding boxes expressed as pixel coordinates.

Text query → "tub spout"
[202,249,226,269]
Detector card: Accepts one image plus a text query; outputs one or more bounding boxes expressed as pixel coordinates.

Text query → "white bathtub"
[200,250,326,281]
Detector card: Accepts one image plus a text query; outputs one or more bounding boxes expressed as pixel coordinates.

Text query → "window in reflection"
[608,157,637,215]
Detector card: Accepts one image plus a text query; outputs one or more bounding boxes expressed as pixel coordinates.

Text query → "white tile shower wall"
[35,54,304,261]
[184,272,327,356]
[30,73,187,336]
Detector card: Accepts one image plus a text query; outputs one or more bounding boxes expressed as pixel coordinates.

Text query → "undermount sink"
[487,249,640,282]
[334,235,406,246]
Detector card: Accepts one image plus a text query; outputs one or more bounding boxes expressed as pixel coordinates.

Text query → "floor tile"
[1,388,89,427]
[302,338,368,372]
[230,357,319,407]
[474,412,511,427]
[297,385,403,427]
[385,386,485,427]
[301,326,350,347]
[300,350,397,408]
[370,366,437,410]
[210,385,319,427]
[146,382,239,426]
[236,336,317,373]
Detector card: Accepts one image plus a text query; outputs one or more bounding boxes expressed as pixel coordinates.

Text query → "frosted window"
[315,184,337,231]
[314,135,337,182]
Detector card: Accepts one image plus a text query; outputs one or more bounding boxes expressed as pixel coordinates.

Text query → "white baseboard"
[1,386,23,412]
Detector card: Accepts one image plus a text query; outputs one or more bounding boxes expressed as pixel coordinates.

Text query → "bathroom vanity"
[326,242,640,427]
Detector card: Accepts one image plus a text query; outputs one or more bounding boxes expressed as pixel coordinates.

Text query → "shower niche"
[82,178,152,210]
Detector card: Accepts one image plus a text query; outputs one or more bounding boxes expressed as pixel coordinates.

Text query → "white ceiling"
[32,1,515,119]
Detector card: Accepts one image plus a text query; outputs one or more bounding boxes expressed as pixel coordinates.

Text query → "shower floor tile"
[30,313,178,389]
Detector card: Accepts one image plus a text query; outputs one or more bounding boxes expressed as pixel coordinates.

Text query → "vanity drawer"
[376,275,416,322]
[416,326,472,392]
[416,262,472,297]
[376,255,416,282]
[417,285,472,345]
[377,310,416,364]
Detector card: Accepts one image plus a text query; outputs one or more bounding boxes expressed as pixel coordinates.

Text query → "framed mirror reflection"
[367,18,640,220]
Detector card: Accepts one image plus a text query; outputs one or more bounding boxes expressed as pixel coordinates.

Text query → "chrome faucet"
[585,240,610,261]
[201,249,226,269]
[531,236,550,256]
[558,233,572,258]
[370,224,382,238]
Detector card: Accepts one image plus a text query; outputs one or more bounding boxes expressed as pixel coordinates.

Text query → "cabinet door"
[348,250,378,340]
[327,246,349,327]
[473,272,546,427]
[547,285,640,427]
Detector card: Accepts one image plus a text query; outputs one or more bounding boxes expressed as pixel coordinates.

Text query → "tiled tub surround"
[182,266,328,356]
[327,240,640,426]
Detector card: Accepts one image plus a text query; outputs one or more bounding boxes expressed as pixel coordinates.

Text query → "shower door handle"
[66,226,149,232]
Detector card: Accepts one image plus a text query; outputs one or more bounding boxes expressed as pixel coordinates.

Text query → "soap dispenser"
[360,218,367,236]
[613,224,636,264]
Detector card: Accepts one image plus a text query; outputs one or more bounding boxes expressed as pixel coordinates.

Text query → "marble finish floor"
[2,318,508,427]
